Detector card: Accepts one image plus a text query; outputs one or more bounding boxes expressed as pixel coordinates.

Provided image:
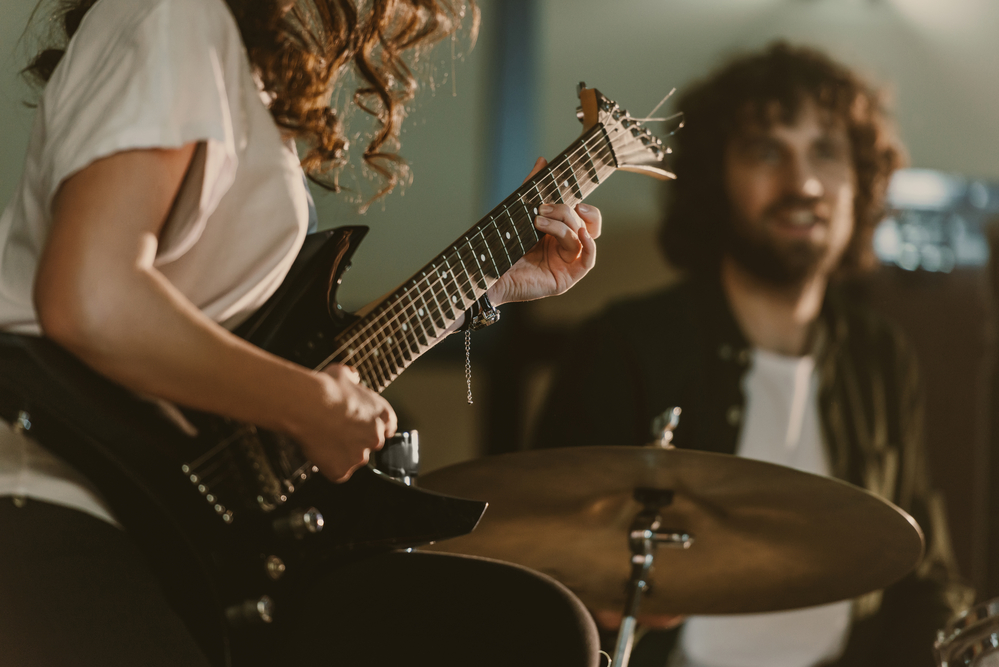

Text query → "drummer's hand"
[593,609,686,632]
[487,157,600,306]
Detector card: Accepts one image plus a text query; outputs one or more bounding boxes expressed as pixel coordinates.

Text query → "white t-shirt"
[0,0,310,523]
[674,349,852,667]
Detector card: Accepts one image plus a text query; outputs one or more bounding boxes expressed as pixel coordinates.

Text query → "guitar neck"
[326,123,618,392]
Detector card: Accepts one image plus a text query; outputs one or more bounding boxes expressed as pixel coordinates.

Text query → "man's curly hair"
[24,0,477,204]
[660,42,905,276]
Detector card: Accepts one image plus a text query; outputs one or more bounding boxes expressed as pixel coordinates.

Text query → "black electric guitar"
[0,85,672,665]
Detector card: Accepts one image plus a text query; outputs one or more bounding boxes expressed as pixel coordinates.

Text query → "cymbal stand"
[611,489,693,667]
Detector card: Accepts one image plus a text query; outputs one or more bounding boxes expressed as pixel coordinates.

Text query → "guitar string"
[328,139,620,383]
[316,132,618,377]
[342,152,620,388]
[338,142,621,387]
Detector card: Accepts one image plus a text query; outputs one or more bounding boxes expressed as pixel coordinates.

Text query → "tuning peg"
[577,81,587,98]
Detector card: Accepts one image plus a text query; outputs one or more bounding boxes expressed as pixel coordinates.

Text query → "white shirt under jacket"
[0,0,309,524]
[673,349,853,667]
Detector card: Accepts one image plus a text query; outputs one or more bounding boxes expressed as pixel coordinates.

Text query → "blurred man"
[532,42,970,666]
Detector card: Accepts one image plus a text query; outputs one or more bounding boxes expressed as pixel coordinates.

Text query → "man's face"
[722,98,857,285]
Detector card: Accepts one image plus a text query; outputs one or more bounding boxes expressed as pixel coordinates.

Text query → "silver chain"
[464,329,473,404]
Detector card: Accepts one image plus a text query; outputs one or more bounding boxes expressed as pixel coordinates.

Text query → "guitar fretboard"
[325,123,619,392]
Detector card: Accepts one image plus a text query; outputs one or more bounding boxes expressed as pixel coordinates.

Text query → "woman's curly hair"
[660,42,905,276]
[24,0,477,203]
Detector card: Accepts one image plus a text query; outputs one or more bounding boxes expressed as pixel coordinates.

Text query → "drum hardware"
[650,407,681,448]
[12,409,31,434]
[613,487,694,667]
[936,598,999,666]
[419,446,923,623]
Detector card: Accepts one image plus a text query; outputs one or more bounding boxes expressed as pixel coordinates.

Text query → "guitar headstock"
[577,83,677,181]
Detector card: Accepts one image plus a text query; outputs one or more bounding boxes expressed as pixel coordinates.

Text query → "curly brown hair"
[24,0,477,203]
[660,41,905,277]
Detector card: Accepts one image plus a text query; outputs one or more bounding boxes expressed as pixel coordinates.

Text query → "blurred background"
[3,0,998,596]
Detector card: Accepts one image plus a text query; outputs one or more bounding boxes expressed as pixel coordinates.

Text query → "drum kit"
[406,410,994,667]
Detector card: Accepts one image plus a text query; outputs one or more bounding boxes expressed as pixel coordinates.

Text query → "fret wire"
[550,162,573,206]
[422,266,452,329]
[500,204,527,257]
[358,353,386,390]
[516,199,536,254]
[460,236,489,292]
[563,157,583,201]
[412,274,441,340]
[427,265,454,323]
[543,168,567,206]
[418,266,448,330]
[534,174,565,204]
[581,142,601,185]
[378,311,407,371]
[479,226,503,278]
[495,208,522,261]
[517,208,541,246]
[446,250,479,303]
[490,216,515,271]
[362,336,392,386]
[390,300,419,361]
[404,287,432,348]
[358,365,378,390]
[575,155,597,195]
[363,313,400,378]
[507,206,528,256]
[439,258,470,313]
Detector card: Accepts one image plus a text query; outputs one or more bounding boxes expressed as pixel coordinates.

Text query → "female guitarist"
[0,0,602,664]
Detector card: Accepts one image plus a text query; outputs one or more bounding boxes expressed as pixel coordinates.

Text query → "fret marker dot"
[373,349,380,357]
[564,180,569,188]
[348,347,354,354]
[441,271,447,278]
[505,232,511,239]
[533,207,538,215]
[452,296,458,303]
[387,337,393,344]
[402,324,408,331]
[480,254,486,261]
[418,308,425,316]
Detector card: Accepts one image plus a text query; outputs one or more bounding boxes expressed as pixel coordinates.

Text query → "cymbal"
[418,447,924,615]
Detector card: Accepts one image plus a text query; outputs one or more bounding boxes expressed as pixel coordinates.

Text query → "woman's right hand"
[292,365,398,483]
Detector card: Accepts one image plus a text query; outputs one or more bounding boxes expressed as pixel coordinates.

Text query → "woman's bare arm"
[35,145,395,482]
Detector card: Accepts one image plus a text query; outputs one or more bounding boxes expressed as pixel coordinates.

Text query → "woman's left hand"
[487,157,601,306]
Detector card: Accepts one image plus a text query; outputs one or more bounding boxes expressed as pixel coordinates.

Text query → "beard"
[724,198,831,286]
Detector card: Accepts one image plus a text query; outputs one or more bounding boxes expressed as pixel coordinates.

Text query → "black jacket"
[531,277,970,666]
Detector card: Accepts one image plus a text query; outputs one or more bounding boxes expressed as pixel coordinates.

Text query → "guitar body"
[0,226,486,667]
